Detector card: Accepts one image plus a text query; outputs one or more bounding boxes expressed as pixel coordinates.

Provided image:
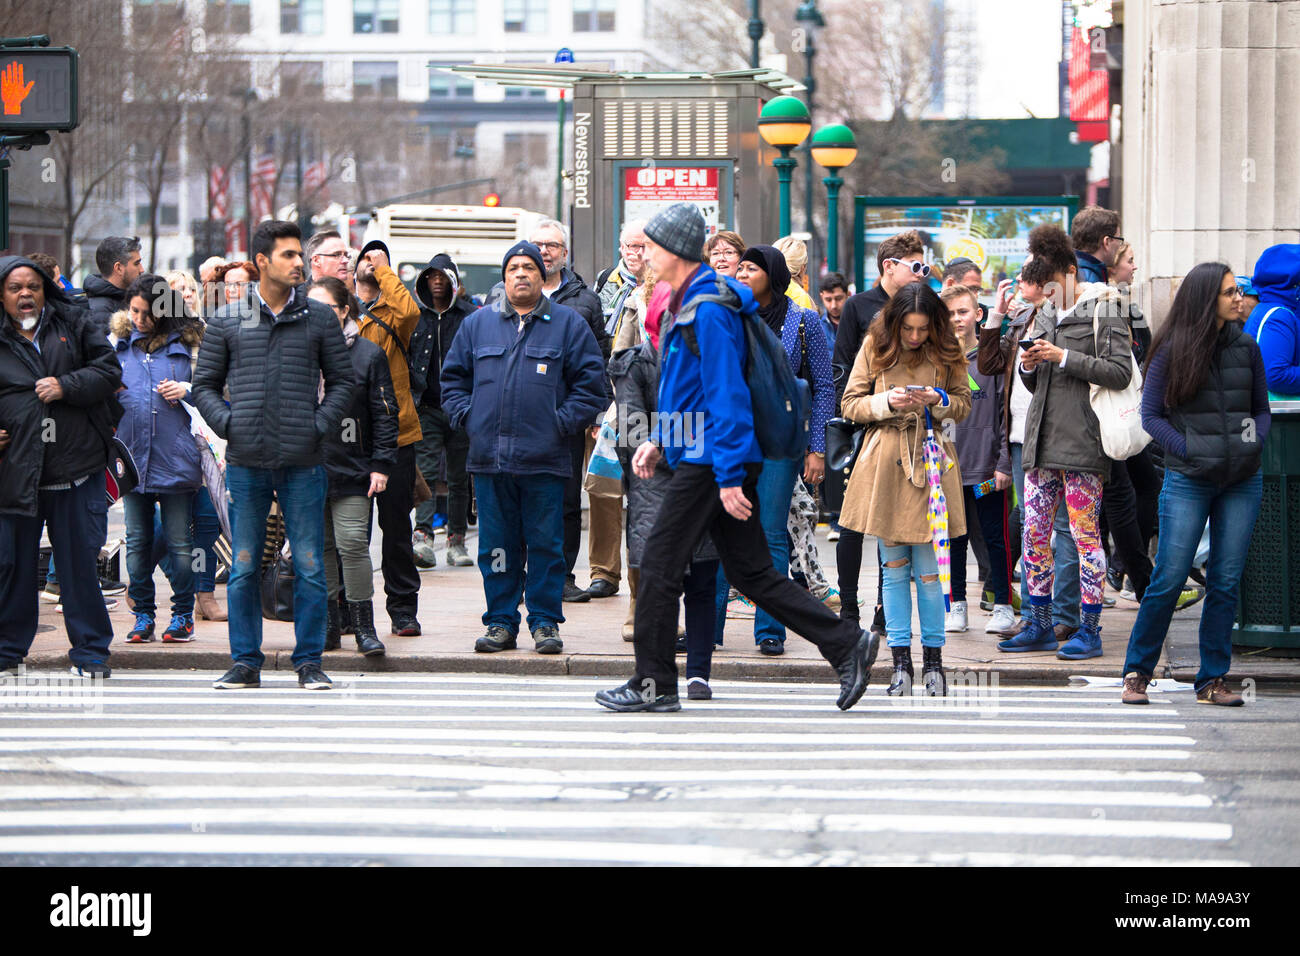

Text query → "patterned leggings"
[787,479,831,594]
[1022,468,1106,606]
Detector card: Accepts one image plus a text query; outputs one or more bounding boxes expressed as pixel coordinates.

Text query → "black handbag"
[822,417,867,513]
[260,551,295,621]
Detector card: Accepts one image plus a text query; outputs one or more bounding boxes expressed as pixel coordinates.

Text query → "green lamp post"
[810,123,858,273]
[758,95,811,238]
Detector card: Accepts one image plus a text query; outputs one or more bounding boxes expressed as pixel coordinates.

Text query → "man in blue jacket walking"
[1244,243,1300,396]
[440,241,607,655]
[594,204,878,713]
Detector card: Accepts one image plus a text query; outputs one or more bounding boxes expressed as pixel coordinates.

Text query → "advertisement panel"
[618,164,726,239]
[853,197,1079,300]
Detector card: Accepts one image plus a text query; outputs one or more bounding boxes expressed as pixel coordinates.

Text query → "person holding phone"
[1001,225,1133,661]
[839,284,971,696]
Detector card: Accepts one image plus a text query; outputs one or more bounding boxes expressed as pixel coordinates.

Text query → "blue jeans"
[1010,443,1080,628]
[123,491,195,618]
[474,473,566,634]
[1123,470,1262,690]
[753,456,799,645]
[148,488,222,592]
[879,540,946,648]
[225,465,328,670]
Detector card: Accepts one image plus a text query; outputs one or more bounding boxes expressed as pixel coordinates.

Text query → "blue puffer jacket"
[113,317,202,493]
[1245,243,1300,396]
[657,265,762,487]
[439,295,607,479]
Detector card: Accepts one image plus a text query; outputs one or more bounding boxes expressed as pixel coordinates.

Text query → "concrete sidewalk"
[26,524,1300,685]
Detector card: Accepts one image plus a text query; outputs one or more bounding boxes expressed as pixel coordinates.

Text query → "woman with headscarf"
[726,244,835,655]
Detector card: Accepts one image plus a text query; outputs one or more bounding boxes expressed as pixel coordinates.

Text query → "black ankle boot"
[325,600,341,651]
[350,600,385,657]
[922,645,947,697]
[887,645,913,697]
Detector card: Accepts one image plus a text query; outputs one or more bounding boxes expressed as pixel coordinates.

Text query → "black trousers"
[1102,448,1159,599]
[835,529,886,628]
[633,463,859,695]
[562,431,587,581]
[375,443,421,619]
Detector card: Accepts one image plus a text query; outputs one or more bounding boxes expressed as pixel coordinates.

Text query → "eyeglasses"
[534,241,566,252]
[314,250,348,260]
[711,246,740,260]
[886,258,931,278]
[1107,235,1126,244]
[622,242,646,253]
[1222,287,1244,298]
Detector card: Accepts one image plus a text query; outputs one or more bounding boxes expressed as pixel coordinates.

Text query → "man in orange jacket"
[354,240,424,636]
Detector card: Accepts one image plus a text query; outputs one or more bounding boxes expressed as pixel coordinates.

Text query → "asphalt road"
[0,670,1296,866]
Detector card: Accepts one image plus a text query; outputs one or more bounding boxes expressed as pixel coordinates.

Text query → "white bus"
[362,203,549,301]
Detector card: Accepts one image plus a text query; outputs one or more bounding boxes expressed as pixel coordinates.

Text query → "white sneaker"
[945,601,968,633]
[827,529,840,542]
[985,604,1017,634]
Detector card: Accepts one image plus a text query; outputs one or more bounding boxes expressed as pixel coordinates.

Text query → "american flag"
[302,160,328,202]
[250,152,277,223]
[224,220,243,257]
[209,164,231,220]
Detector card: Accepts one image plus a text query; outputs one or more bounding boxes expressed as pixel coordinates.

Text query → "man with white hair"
[596,219,649,339]
[528,218,613,603]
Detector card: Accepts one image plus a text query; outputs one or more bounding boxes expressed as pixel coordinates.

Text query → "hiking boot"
[161,612,195,643]
[412,529,437,569]
[945,601,968,633]
[1196,677,1244,707]
[1057,626,1103,660]
[475,625,517,653]
[324,600,341,651]
[350,600,385,657]
[339,598,356,635]
[533,625,563,655]
[125,612,155,644]
[921,645,947,697]
[595,680,681,713]
[1121,672,1150,705]
[445,534,474,567]
[998,621,1058,653]
[986,604,1017,634]
[563,581,591,603]
[887,645,913,697]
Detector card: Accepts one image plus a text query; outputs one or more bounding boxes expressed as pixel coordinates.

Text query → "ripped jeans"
[225,464,328,670]
[879,540,947,649]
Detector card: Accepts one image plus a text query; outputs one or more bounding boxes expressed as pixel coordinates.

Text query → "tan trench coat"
[838,344,971,546]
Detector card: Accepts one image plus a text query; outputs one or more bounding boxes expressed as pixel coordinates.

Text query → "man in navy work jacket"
[440,241,606,656]
[593,203,878,713]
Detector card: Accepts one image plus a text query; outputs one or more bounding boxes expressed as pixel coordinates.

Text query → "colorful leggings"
[1022,468,1106,607]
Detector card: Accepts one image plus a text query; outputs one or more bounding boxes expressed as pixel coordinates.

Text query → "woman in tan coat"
[840,284,971,696]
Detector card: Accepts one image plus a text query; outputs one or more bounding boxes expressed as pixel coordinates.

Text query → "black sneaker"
[834,629,880,711]
[687,677,712,700]
[533,625,563,655]
[475,625,517,653]
[68,660,111,679]
[0,659,23,678]
[563,581,591,603]
[297,663,333,690]
[758,638,784,656]
[390,613,421,636]
[595,680,681,713]
[213,663,260,689]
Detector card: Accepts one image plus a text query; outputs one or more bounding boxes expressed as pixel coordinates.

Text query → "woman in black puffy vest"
[1121,262,1269,707]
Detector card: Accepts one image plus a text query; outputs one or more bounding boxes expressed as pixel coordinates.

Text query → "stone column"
[1122,0,1300,320]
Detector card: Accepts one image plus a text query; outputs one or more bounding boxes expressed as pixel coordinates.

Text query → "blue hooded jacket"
[1245,244,1300,396]
[657,265,763,487]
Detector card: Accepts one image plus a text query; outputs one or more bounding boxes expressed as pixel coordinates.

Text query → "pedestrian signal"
[0,48,78,131]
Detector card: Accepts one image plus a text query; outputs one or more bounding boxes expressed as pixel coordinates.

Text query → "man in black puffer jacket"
[193,221,355,692]
[83,236,143,338]
[0,256,123,678]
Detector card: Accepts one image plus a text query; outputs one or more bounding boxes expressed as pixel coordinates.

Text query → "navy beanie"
[502,240,545,278]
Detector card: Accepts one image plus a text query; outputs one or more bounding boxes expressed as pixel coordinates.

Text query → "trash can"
[1233,400,1300,649]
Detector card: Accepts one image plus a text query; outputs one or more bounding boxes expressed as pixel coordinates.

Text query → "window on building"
[281,61,325,100]
[132,0,184,34]
[504,132,549,170]
[428,64,475,100]
[207,0,251,34]
[137,204,180,227]
[503,0,546,33]
[573,0,616,32]
[504,85,547,100]
[430,0,475,34]
[430,126,477,162]
[353,61,399,100]
[281,0,324,33]
[354,0,399,34]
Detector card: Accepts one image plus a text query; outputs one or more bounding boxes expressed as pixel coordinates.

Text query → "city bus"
[362,203,549,302]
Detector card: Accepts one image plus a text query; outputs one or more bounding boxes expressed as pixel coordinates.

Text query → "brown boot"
[1196,677,1245,706]
[1054,624,1078,642]
[1121,672,1150,705]
[196,591,227,622]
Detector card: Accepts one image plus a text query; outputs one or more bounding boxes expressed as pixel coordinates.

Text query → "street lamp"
[794,1,824,264]
[758,95,811,239]
[810,123,857,273]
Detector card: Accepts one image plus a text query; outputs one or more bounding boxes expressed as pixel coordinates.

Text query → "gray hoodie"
[953,344,1011,486]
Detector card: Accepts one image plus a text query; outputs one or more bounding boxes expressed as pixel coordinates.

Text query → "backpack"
[676,276,811,461]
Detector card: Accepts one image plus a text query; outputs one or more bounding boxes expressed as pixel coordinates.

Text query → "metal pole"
[803,46,815,238]
[241,108,252,256]
[824,171,843,273]
[774,148,796,238]
[555,90,565,222]
[748,1,764,69]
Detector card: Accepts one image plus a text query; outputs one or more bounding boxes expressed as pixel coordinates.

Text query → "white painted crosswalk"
[0,671,1245,865]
